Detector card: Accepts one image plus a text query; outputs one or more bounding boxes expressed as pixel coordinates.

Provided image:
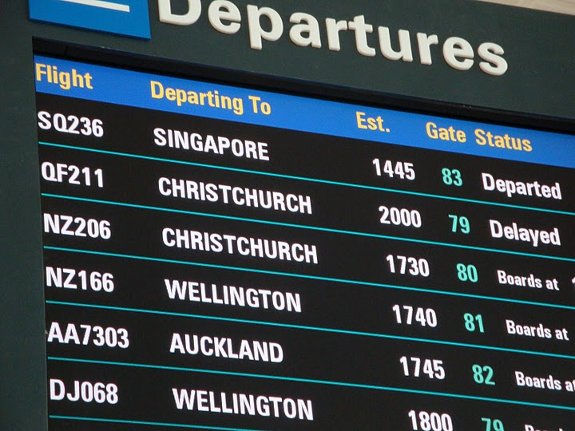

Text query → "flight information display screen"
[35,55,575,430]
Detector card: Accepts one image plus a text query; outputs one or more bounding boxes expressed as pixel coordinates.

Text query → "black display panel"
[35,55,575,430]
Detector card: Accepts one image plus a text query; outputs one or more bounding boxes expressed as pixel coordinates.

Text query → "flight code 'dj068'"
[50,379,118,404]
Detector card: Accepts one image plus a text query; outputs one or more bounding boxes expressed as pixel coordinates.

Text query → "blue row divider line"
[45,299,575,361]
[49,415,267,430]
[47,356,575,412]
[38,141,575,218]
[41,192,575,263]
[43,245,575,312]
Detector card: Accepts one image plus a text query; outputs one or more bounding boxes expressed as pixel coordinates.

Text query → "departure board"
[35,55,575,431]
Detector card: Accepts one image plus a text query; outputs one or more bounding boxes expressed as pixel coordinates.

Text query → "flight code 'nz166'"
[46,266,114,292]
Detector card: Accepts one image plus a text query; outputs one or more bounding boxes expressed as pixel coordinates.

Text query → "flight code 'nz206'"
[43,213,111,240]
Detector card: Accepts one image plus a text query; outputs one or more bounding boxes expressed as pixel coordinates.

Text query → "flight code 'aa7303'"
[47,322,130,348]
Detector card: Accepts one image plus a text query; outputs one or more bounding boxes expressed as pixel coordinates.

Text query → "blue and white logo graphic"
[29,0,150,39]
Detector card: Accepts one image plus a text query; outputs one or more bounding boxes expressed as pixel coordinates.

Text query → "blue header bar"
[34,56,575,169]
